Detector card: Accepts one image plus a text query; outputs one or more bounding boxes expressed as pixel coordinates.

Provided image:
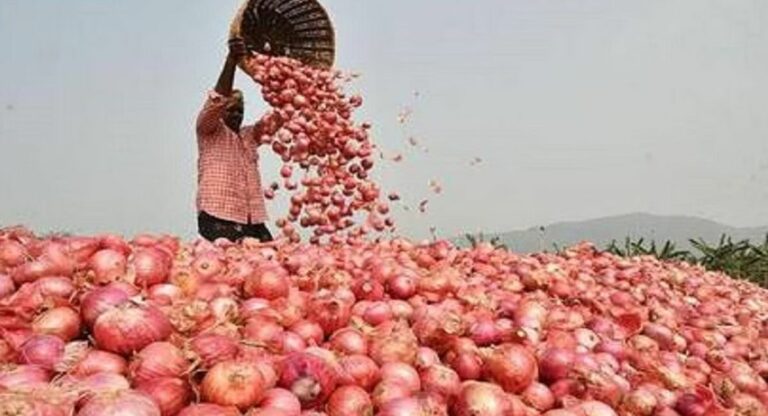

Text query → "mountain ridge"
[456,213,768,253]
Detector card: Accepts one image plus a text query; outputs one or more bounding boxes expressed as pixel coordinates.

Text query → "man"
[195,39,280,242]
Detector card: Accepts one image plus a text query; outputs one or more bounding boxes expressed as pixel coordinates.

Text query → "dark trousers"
[197,211,273,243]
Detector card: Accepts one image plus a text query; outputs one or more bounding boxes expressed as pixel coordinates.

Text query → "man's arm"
[197,39,247,136]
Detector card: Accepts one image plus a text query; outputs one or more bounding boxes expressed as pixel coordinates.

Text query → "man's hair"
[230,90,244,105]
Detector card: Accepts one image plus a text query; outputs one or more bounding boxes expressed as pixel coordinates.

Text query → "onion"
[522,382,555,411]
[132,248,171,287]
[539,347,577,382]
[339,354,380,391]
[387,275,416,299]
[202,360,267,410]
[482,343,538,393]
[362,301,393,326]
[178,404,242,416]
[309,291,353,337]
[257,388,301,415]
[129,342,189,384]
[619,388,658,416]
[19,335,64,370]
[327,385,373,416]
[244,264,290,300]
[0,240,27,269]
[415,347,440,370]
[93,302,172,355]
[372,381,412,410]
[279,352,339,409]
[77,389,161,416]
[329,328,368,356]
[192,252,224,281]
[380,362,421,393]
[0,365,51,390]
[80,286,132,328]
[369,321,418,366]
[447,351,483,381]
[190,333,240,368]
[35,276,75,299]
[420,364,461,400]
[453,381,513,416]
[89,249,128,284]
[148,284,184,305]
[69,349,127,377]
[32,307,80,341]
[77,372,131,399]
[136,377,192,416]
[576,400,618,416]
[0,274,15,298]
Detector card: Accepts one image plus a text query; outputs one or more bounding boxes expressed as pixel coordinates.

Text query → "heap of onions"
[4,75,768,414]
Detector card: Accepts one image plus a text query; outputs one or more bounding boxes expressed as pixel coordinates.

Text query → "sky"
[1,0,767,240]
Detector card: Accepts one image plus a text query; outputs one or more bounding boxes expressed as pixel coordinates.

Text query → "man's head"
[224,90,244,132]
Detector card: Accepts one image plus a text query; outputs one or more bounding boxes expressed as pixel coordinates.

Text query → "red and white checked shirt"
[195,91,269,225]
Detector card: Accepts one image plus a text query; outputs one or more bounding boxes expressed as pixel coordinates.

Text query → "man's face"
[224,93,244,132]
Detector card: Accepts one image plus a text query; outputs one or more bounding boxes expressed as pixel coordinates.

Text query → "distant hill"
[456,213,768,253]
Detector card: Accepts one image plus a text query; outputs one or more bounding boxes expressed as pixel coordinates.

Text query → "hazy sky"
[1,0,767,240]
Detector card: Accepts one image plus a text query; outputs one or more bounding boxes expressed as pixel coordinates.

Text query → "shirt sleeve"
[196,91,228,137]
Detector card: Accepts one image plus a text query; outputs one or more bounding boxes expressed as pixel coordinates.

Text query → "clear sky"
[1,0,767,240]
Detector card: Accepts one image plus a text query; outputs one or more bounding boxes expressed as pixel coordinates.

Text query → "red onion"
[329,328,368,356]
[89,249,128,285]
[192,252,224,281]
[379,362,420,393]
[260,388,302,416]
[93,302,172,354]
[619,388,658,416]
[279,352,339,409]
[522,382,555,411]
[147,284,184,305]
[420,364,461,400]
[372,381,412,410]
[362,301,393,326]
[308,291,353,337]
[327,385,373,416]
[352,278,384,301]
[178,404,242,416]
[453,381,513,416]
[244,264,289,300]
[482,343,538,393]
[0,240,27,269]
[0,274,15,299]
[80,286,132,328]
[77,372,131,399]
[19,335,64,370]
[35,276,75,299]
[69,349,127,377]
[0,365,51,390]
[32,307,80,341]
[414,347,440,370]
[339,354,380,391]
[387,275,416,299]
[129,342,189,384]
[136,377,192,416]
[281,331,308,353]
[539,347,577,383]
[77,389,161,416]
[369,321,418,366]
[288,321,323,346]
[468,318,502,347]
[447,351,483,381]
[202,360,267,410]
[576,400,618,416]
[132,248,171,287]
[190,333,240,368]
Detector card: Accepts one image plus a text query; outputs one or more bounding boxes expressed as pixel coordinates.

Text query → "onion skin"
[279,352,339,409]
[80,286,132,328]
[453,381,513,416]
[0,365,51,391]
[339,354,380,391]
[129,342,189,384]
[202,360,267,410]
[482,343,538,393]
[259,388,302,416]
[190,333,240,368]
[69,349,127,377]
[136,377,193,416]
[18,335,65,370]
[327,385,373,416]
[32,307,81,341]
[178,404,242,416]
[93,302,172,355]
[77,389,161,416]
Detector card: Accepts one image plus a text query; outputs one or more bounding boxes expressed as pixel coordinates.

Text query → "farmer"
[195,39,281,242]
